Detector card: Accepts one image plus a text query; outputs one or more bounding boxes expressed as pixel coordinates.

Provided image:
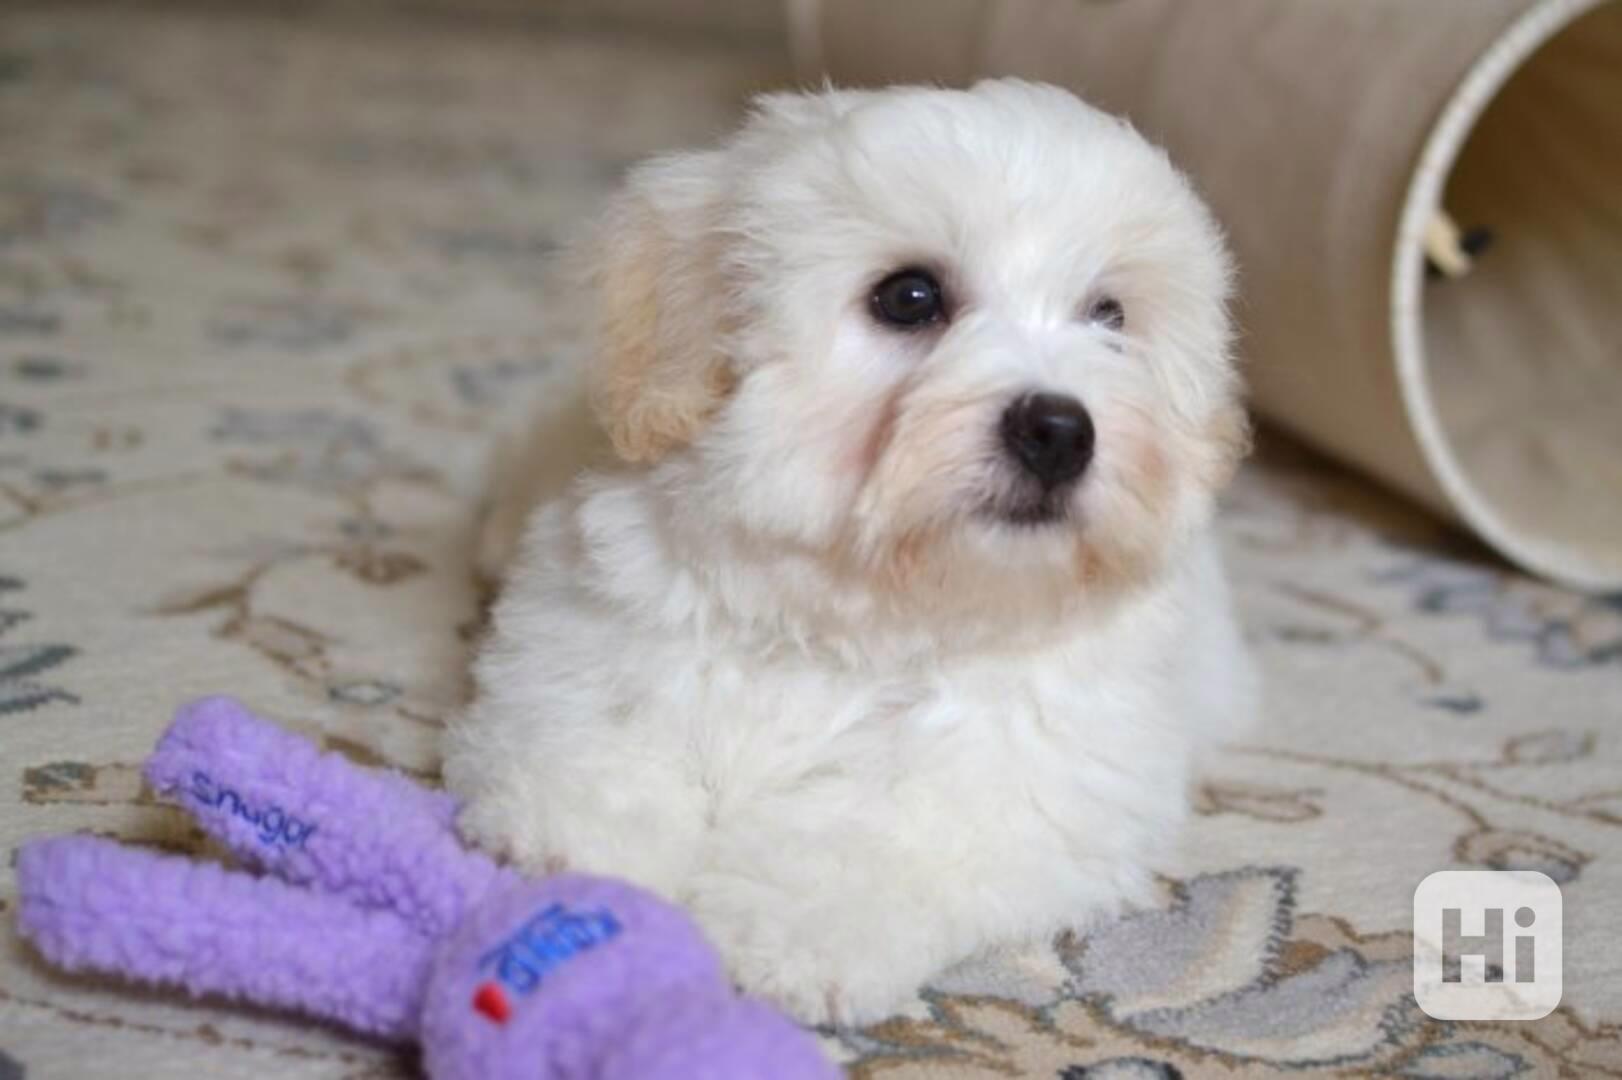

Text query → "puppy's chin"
[850,427,1184,602]
[838,485,1171,632]
[828,472,1176,640]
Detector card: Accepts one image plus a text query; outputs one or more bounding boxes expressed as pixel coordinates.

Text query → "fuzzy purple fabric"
[18,837,434,1039]
[145,696,504,937]
[16,697,838,1080]
[422,875,724,1080]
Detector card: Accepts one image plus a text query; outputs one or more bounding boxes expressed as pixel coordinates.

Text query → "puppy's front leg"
[446,703,710,901]
[681,824,981,1026]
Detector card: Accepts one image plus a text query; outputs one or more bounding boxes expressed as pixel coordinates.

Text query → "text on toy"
[477,902,623,997]
[188,771,317,849]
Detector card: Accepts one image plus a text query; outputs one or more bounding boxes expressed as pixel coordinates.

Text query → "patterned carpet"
[1,6,1619,1077]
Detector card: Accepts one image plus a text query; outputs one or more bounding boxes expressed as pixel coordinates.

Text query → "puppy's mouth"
[976,487,1074,529]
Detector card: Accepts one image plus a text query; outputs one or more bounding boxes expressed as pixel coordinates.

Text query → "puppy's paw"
[454,784,699,902]
[728,945,922,1028]
[687,886,936,1027]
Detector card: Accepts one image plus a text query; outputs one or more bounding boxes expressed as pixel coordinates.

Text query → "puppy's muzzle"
[1000,392,1095,492]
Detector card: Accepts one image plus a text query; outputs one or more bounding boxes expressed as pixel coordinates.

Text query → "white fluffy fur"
[446,79,1256,1025]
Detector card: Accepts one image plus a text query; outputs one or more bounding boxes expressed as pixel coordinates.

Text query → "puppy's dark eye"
[872,269,945,329]
[1087,295,1126,331]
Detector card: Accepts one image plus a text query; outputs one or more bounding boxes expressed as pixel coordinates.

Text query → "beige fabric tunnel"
[791,0,1622,592]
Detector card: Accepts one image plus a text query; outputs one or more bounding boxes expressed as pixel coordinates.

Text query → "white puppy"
[446,79,1255,1026]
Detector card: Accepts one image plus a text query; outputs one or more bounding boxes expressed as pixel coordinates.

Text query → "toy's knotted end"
[15,836,160,975]
[16,834,433,1041]
[149,696,306,791]
[141,695,493,937]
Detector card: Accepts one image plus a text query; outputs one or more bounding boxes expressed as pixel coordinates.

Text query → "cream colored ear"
[586,152,734,464]
[1199,404,1253,491]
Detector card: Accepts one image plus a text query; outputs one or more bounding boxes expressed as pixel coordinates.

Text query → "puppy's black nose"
[1000,393,1095,490]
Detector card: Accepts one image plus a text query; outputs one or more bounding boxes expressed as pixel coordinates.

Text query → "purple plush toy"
[16,697,838,1080]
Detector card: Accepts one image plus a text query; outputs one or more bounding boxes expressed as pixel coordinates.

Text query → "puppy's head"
[586,79,1246,626]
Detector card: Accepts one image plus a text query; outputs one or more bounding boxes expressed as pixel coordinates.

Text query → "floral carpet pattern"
[1,6,1619,1078]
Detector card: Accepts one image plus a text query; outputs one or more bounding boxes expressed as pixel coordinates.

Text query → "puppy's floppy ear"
[585,151,735,464]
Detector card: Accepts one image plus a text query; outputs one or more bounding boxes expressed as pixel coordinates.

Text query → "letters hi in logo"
[1415,871,1562,1020]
